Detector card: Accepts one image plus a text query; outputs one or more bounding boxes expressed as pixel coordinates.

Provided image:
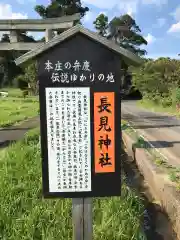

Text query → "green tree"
[108,14,147,56]
[35,0,89,22]
[0,32,35,88]
[0,34,23,87]
[93,13,108,36]
[15,61,38,95]
[93,13,147,93]
[132,58,180,105]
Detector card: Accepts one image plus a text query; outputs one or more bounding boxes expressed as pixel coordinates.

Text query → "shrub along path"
[0,116,39,148]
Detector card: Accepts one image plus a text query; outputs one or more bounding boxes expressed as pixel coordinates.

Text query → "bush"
[161,97,172,107]
[132,58,180,107]
[175,88,180,104]
[15,75,28,90]
[14,61,38,96]
[151,94,161,104]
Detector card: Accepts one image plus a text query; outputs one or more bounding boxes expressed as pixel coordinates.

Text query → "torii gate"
[0,13,80,51]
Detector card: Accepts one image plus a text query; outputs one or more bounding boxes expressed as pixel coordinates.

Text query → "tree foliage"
[15,61,38,95]
[93,14,108,36]
[108,15,147,55]
[93,13,147,57]
[34,0,89,21]
[132,58,180,106]
[93,13,147,93]
[0,34,24,87]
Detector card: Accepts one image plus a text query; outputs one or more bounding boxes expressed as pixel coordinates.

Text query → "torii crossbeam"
[0,13,80,51]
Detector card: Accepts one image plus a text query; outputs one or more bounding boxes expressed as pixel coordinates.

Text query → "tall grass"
[138,88,180,117]
[0,128,146,240]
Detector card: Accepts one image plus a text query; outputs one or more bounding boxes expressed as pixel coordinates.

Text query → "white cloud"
[0,3,27,19]
[168,5,180,34]
[27,32,44,40]
[83,11,97,23]
[0,3,28,39]
[82,10,108,30]
[168,22,180,33]
[145,33,156,44]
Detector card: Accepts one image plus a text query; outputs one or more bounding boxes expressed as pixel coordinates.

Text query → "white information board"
[45,87,92,192]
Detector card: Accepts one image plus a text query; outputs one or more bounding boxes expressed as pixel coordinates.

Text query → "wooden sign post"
[15,25,142,240]
[72,198,92,240]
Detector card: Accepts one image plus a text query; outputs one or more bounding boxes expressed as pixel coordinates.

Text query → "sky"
[1,0,180,59]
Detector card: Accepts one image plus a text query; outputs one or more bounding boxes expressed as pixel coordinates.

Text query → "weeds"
[0,127,146,240]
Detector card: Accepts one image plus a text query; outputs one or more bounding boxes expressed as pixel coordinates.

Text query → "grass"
[0,88,39,128]
[137,99,180,117]
[0,128,146,240]
[0,88,23,98]
[154,158,166,166]
[168,169,180,183]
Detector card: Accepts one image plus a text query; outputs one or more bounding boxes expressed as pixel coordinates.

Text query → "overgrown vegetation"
[0,128,146,240]
[131,58,180,113]
[14,61,39,96]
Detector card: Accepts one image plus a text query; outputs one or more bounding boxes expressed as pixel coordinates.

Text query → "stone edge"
[122,131,180,240]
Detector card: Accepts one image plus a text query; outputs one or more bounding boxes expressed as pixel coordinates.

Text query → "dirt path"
[0,116,39,148]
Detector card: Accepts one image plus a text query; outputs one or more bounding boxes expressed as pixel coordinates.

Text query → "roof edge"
[15,24,143,67]
[15,24,81,66]
[78,26,143,66]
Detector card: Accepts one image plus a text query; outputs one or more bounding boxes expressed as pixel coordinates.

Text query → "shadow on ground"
[121,89,142,100]
[136,140,180,149]
[122,114,180,129]
[0,140,16,149]
[0,127,31,131]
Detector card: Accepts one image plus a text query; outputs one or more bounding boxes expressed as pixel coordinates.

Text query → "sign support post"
[72,198,93,240]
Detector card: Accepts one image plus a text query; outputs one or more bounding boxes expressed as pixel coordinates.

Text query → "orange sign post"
[94,92,115,173]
